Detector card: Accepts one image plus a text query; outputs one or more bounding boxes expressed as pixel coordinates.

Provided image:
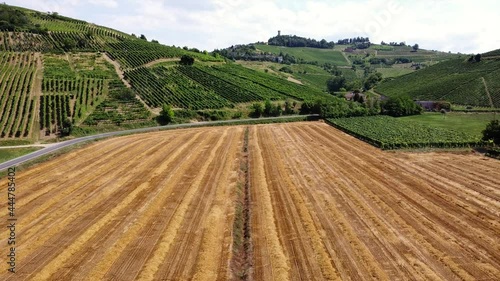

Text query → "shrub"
[482,119,500,145]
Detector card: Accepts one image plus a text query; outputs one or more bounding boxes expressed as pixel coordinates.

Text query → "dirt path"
[143,58,179,68]
[102,53,130,87]
[341,50,351,65]
[102,53,157,114]
[0,122,498,280]
[287,76,303,85]
[481,76,495,108]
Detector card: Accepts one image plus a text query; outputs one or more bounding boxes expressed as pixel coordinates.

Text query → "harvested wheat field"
[0,122,499,280]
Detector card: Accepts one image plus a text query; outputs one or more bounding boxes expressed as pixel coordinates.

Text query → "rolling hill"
[0,4,338,143]
[376,53,500,108]
[216,35,461,93]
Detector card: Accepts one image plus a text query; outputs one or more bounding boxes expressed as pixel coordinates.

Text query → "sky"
[7,0,500,54]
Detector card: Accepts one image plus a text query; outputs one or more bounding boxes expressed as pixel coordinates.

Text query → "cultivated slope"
[376,51,500,107]
[0,4,330,142]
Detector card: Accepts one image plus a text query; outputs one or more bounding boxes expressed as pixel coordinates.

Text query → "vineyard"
[39,53,119,135]
[124,63,331,110]
[327,115,480,149]
[124,66,231,110]
[177,66,271,102]
[83,79,152,126]
[0,5,220,69]
[106,40,222,69]
[210,64,332,101]
[191,65,287,100]
[482,49,500,58]
[376,56,500,108]
[0,52,38,139]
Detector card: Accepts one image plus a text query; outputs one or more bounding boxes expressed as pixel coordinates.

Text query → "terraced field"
[0,122,499,280]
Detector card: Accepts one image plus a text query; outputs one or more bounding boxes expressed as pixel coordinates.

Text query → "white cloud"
[5,0,500,53]
[88,0,118,8]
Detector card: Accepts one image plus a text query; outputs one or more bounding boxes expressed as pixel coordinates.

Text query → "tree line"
[0,4,48,34]
[268,35,335,49]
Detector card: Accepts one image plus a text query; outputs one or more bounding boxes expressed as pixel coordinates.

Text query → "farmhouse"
[415,101,451,111]
[345,92,365,101]
[415,101,435,111]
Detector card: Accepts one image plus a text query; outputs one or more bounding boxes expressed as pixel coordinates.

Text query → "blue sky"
[8,0,500,54]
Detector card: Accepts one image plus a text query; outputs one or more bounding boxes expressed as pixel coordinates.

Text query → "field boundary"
[0,115,319,172]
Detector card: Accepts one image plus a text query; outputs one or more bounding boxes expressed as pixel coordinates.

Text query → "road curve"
[0,115,318,171]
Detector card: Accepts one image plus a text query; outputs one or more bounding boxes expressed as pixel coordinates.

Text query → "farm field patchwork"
[0,122,499,280]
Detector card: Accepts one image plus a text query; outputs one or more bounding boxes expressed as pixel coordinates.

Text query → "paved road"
[0,115,318,171]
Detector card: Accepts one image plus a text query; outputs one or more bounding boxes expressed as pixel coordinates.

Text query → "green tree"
[62,37,76,51]
[140,34,147,40]
[160,104,174,124]
[180,55,195,65]
[284,99,295,115]
[412,44,419,52]
[482,119,500,145]
[364,72,383,90]
[352,93,365,103]
[327,76,346,93]
[60,118,73,136]
[264,100,273,116]
[250,102,264,118]
[273,104,283,116]
[382,96,422,117]
[113,88,135,100]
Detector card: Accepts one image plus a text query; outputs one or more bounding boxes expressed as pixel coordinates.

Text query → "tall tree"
[327,76,346,93]
[179,55,195,65]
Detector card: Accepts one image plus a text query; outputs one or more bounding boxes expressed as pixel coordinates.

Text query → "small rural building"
[415,101,451,111]
[345,92,365,101]
[415,101,435,111]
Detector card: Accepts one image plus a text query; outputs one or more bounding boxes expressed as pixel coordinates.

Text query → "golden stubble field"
[0,122,499,280]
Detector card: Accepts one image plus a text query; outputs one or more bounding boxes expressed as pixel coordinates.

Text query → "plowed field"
[1,122,499,280]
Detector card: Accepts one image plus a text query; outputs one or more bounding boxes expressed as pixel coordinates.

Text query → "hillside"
[0,4,338,143]
[215,35,460,93]
[376,52,500,108]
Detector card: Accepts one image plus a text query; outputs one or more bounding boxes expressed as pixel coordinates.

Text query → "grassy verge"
[72,121,158,137]
[399,112,497,138]
[0,147,42,163]
[0,139,33,146]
